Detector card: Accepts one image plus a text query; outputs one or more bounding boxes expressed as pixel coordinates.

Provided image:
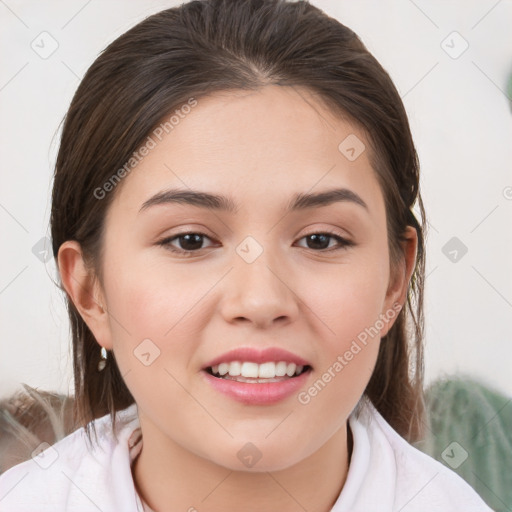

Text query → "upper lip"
[203,347,311,370]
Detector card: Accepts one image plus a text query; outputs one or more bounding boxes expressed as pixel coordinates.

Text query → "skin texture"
[59,85,417,512]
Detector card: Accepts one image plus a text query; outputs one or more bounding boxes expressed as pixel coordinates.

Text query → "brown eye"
[296,232,354,251]
[158,232,216,253]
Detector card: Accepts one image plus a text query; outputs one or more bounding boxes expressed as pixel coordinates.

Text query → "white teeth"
[228,361,241,376]
[218,363,229,376]
[241,362,259,378]
[258,362,275,378]
[286,363,297,377]
[275,361,287,376]
[209,361,307,379]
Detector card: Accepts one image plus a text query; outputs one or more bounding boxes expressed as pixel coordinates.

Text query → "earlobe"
[57,241,113,350]
[380,226,418,337]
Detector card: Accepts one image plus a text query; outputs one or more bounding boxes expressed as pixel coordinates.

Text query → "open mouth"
[205,361,312,383]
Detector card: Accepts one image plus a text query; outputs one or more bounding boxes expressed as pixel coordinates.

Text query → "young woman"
[0,0,493,510]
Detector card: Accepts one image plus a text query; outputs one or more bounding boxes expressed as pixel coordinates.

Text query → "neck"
[132,421,352,512]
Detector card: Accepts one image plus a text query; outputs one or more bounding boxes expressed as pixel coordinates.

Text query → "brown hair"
[51,0,427,445]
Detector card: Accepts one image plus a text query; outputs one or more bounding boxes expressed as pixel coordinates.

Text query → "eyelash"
[157,230,354,256]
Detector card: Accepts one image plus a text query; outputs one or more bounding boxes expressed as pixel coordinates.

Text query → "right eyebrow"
[288,188,368,211]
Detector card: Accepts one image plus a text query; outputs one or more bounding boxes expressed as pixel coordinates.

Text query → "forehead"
[110,85,385,218]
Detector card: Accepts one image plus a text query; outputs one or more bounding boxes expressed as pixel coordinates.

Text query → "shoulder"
[0,403,140,512]
[357,400,494,511]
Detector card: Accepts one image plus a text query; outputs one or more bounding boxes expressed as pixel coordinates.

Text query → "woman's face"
[70,85,415,471]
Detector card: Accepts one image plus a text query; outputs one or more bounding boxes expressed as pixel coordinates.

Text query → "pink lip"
[202,368,311,405]
[202,347,311,369]
[201,347,312,405]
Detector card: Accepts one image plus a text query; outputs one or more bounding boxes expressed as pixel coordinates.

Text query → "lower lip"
[202,369,311,405]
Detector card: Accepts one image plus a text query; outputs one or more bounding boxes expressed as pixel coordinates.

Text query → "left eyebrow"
[139,187,368,213]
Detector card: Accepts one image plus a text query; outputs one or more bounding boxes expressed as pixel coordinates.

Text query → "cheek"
[101,257,214,368]
[100,261,215,416]
[305,257,390,348]
[295,264,387,425]
[107,248,196,321]
[294,248,390,409]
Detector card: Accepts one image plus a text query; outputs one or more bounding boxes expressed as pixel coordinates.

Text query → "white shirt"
[0,400,493,511]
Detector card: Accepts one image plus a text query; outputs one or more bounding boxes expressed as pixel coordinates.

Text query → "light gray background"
[1,0,511,399]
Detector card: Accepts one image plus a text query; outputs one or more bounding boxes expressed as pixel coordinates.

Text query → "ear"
[380,226,418,337]
[57,240,113,350]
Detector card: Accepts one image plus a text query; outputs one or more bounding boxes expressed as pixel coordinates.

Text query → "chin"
[207,443,308,473]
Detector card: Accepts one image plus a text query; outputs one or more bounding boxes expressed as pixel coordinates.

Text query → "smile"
[201,347,313,404]
[207,361,310,382]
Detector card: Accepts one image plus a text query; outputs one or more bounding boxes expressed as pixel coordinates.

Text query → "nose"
[219,247,300,329]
